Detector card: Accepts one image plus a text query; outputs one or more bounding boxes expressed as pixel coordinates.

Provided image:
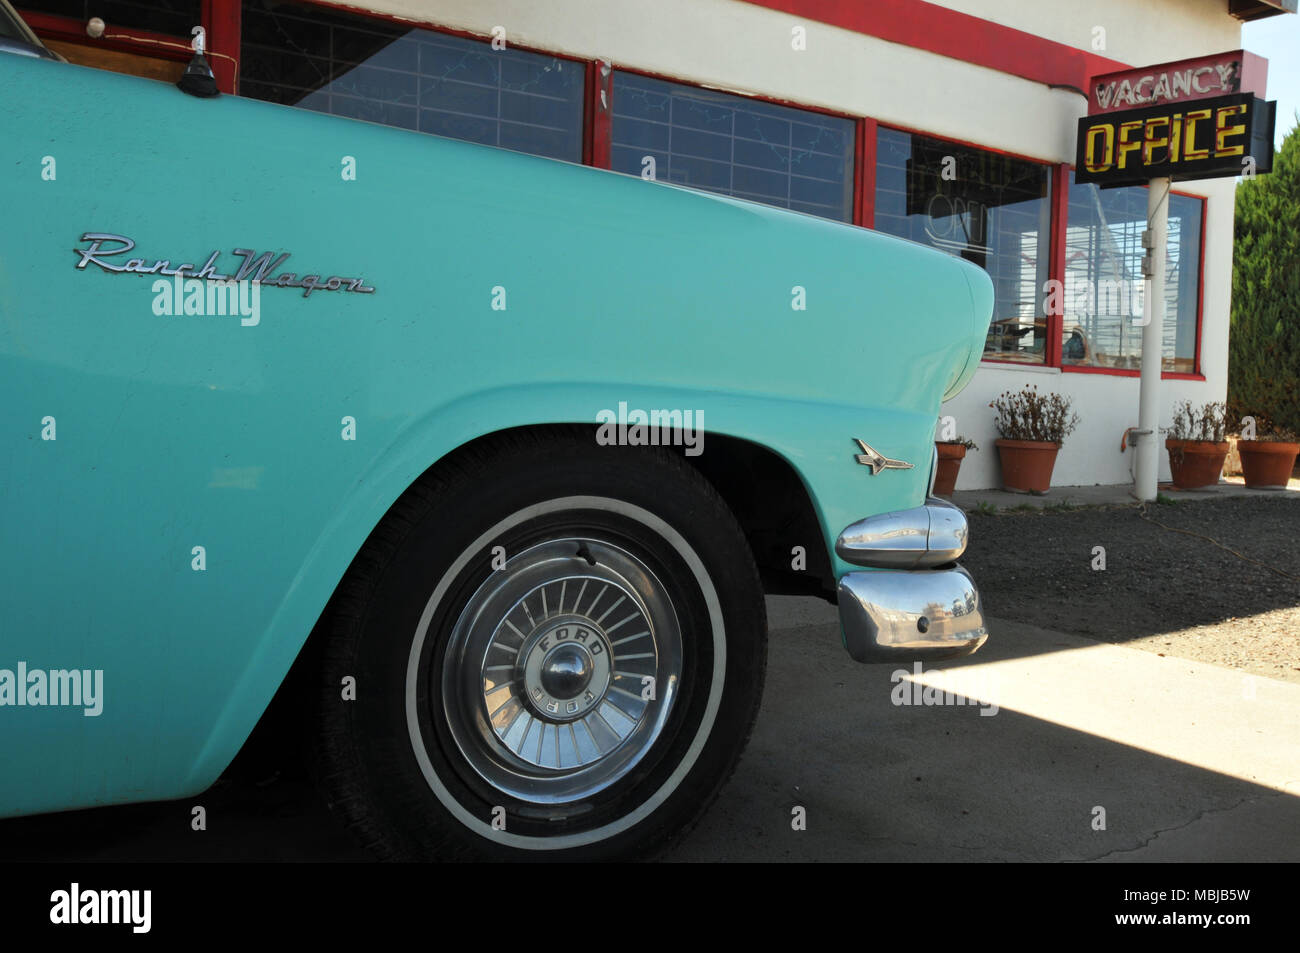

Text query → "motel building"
[16,0,1293,489]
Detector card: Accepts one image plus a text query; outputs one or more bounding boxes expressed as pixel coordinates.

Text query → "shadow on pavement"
[3,596,1296,862]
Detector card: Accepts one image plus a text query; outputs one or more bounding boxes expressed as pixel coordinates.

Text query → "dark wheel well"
[675,431,836,601]
[442,425,835,601]
[232,423,832,784]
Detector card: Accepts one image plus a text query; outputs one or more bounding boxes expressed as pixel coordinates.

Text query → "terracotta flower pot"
[1237,440,1299,489]
[1165,438,1229,489]
[932,442,967,496]
[994,438,1060,494]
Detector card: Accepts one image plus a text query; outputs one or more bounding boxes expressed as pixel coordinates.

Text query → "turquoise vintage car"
[0,8,991,860]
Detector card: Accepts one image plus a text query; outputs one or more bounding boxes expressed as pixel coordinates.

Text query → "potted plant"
[989,386,1079,493]
[1165,401,1229,489]
[933,437,978,496]
[1237,416,1299,489]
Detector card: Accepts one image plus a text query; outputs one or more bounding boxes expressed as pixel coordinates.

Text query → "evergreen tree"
[1229,117,1300,434]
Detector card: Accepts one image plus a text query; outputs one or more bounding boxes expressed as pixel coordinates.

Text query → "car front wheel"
[313,428,767,860]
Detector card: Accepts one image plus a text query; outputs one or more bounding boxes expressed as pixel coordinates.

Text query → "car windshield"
[0,0,55,58]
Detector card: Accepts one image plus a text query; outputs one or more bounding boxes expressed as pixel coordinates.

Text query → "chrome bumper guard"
[838,566,987,663]
[835,498,987,663]
[835,496,968,569]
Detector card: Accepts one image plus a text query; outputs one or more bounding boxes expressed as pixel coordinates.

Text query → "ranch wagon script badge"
[71,232,376,298]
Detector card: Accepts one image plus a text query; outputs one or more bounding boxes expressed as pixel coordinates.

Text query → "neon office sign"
[1075,93,1275,186]
[1087,49,1268,114]
[1074,51,1276,187]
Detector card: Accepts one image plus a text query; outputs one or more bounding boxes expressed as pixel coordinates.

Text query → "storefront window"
[875,127,1052,364]
[1061,173,1202,374]
[17,1,200,37]
[240,1,584,162]
[611,72,855,222]
[17,1,199,80]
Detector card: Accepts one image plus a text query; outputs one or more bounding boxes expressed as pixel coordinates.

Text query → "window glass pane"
[16,1,200,36]
[1062,172,1201,373]
[875,127,1052,365]
[611,72,855,222]
[240,1,584,162]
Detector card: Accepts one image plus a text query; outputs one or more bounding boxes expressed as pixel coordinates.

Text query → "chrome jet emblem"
[853,439,914,475]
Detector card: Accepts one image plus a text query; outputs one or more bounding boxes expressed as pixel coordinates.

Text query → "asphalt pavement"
[668,597,1300,861]
[4,594,1296,862]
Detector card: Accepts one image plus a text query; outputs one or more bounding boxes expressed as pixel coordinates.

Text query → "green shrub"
[1229,119,1300,434]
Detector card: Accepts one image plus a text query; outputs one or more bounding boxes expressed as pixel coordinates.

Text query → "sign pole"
[1076,51,1276,502]
[1134,177,1169,502]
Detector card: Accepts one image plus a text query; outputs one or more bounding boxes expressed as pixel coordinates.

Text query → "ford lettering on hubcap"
[439,537,683,806]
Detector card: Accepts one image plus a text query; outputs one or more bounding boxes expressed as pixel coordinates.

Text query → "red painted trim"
[740,0,1128,93]
[1061,364,1205,381]
[1046,163,1069,367]
[19,9,191,61]
[1159,185,1207,378]
[203,0,240,95]
[1063,364,1140,375]
[584,59,612,169]
[854,117,876,228]
[1192,196,1208,378]
[978,357,1054,369]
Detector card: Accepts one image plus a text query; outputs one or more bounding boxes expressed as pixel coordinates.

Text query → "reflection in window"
[611,72,856,222]
[1062,173,1202,374]
[240,1,584,162]
[875,127,1052,364]
[16,1,200,36]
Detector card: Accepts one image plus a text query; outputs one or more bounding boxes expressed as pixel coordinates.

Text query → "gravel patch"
[961,496,1300,684]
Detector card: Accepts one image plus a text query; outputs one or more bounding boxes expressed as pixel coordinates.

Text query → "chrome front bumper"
[835,498,988,663]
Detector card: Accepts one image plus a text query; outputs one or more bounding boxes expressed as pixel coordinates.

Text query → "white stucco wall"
[926,0,1241,64]
[340,0,1243,488]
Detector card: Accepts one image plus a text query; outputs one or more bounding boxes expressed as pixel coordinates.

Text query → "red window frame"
[19,3,241,91]
[17,7,194,62]
[873,121,1060,370]
[204,0,239,95]
[1056,174,1208,381]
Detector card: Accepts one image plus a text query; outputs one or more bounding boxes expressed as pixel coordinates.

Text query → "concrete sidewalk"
[669,596,1300,861]
[951,476,1300,512]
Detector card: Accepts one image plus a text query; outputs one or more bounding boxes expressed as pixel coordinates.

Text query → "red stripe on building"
[585,58,613,169]
[202,0,241,95]
[741,0,1129,92]
[202,0,240,95]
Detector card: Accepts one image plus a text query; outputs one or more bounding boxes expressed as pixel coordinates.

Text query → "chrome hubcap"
[520,619,608,724]
[441,537,682,805]
[538,641,594,701]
